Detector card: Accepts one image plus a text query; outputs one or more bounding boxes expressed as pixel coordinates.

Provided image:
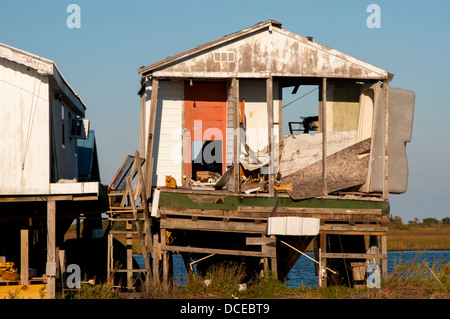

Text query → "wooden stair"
[106,151,153,290]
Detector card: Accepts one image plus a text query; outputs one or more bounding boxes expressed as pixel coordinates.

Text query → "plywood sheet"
[281,138,371,200]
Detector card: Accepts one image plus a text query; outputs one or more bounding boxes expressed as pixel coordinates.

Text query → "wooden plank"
[46,200,56,299]
[383,81,390,200]
[160,208,269,220]
[139,85,147,156]
[381,234,388,278]
[238,206,382,215]
[126,176,151,288]
[160,218,267,233]
[161,244,276,258]
[126,220,133,289]
[152,232,160,285]
[135,150,153,263]
[320,225,388,232]
[246,237,276,246]
[20,227,28,286]
[322,252,388,259]
[321,77,328,196]
[232,78,240,193]
[266,77,274,196]
[145,77,159,197]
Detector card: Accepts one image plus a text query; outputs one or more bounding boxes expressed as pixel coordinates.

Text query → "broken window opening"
[282,84,319,137]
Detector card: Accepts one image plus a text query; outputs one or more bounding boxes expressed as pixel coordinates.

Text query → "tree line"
[390,215,450,229]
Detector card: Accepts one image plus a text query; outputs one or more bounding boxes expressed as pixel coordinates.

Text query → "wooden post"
[46,200,56,299]
[126,176,151,288]
[266,77,274,196]
[139,86,147,156]
[321,78,328,196]
[145,77,159,198]
[135,150,153,263]
[20,226,29,286]
[269,235,277,279]
[319,233,327,288]
[153,232,160,285]
[126,219,133,289]
[232,78,240,193]
[107,230,113,283]
[381,234,388,278]
[383,81,390,200]
[161,228,168,285]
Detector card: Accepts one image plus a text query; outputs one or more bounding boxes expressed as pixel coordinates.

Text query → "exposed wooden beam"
[232,78,240,193]
[321,77,328,196]
[383,81,390,200]
[266,77,274,196]
[46,200,56,299]
[144,77,159,198]
[20,226,29,286]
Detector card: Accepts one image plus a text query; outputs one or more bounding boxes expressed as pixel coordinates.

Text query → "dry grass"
[387,227,450,251]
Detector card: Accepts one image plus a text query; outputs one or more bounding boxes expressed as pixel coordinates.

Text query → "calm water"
[135,250,450,288]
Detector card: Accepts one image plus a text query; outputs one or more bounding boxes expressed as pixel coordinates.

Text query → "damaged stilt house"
[108,20,414,287]
[0,43,110,298]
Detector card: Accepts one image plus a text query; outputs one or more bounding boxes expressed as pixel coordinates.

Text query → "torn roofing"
[138,19,393,81]
[0,42,87,114]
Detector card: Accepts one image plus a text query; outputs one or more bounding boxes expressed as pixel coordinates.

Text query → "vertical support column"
[107,228,113,284]
[20,225,29,286]
[266,77,274,196]
[126,219,133,289]
[319,233,327,288]
[152,232,160,285]
[381,234,388,279]
[145,77,159,198]
[383,81,390,200]
[46,200,56,299]
[232,78,240,193]
[321,78,328,196]
[269,235,277,279]
[161,228,168,285]
[139,84,147,156]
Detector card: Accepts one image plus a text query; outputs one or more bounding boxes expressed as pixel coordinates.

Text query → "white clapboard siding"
[0,56,51,194]
[150,80,183,186]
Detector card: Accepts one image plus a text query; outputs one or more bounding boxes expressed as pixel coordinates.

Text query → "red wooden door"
[184,82,227,178]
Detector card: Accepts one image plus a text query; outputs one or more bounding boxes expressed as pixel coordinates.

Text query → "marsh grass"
[57,256,450,299]
[387,227,450,251]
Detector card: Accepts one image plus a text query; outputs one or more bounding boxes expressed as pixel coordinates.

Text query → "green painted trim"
[157,192,389,215]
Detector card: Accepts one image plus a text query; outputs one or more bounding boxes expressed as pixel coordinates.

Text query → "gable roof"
[138,20,392,81]
[0,42,86,114]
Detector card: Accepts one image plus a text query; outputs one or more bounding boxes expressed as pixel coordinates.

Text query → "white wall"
[0,57,50,194]
[239,79,280,165]
[146,80,184,187]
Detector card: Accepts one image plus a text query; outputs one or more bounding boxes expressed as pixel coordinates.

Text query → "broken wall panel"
[281,138,371,200]
[279,130,358,177]
[370,87,415,194]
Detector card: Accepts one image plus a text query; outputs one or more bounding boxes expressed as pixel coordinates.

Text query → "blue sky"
[1,1,449,222]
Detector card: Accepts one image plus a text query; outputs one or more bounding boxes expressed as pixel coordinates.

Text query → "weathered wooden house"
[108,20,415,288]
[0,43,108,297]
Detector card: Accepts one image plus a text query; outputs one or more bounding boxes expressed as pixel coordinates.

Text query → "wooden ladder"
[107,150,153,290]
